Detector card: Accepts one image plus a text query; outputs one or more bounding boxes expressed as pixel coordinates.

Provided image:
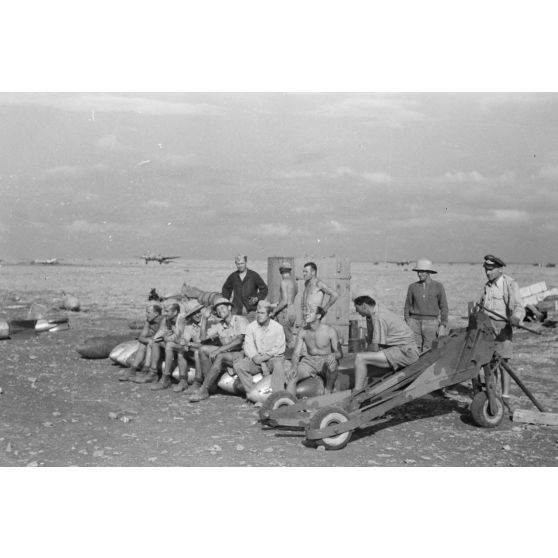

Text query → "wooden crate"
[267,256,352,343]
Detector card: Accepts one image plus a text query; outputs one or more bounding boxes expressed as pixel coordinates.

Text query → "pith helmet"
[412,259,437,274]
[183,300,204,319]
[212,297,234,311]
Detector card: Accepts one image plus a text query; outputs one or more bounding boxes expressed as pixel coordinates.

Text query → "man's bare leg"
[353,351,390,391]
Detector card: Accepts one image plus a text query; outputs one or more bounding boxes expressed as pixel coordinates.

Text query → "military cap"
[483,255,506,269]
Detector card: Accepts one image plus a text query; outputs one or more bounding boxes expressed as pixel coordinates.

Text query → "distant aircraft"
[140,253,179,265]
[31,258,59,265]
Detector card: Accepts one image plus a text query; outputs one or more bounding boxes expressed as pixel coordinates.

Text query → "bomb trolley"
[259,310,545,450]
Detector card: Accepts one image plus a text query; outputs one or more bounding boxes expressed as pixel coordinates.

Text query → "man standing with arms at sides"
[404,258,449,352]
[479,255,525,401]
[287,307,343,395]
[269,260,298,349]
[188,297,249,402]
[222,254,268,320]
[301,261,339,318]
[233,301,286,395]
[353,292,419,392]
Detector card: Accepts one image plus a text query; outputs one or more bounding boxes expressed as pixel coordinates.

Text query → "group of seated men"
[118,253,432,402]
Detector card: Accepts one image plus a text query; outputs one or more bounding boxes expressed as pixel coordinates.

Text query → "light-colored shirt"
[181,322,201,344]
[368,303,417,348]
[480,274,525,325]
[207,314,249,345]
[243,319,286,360]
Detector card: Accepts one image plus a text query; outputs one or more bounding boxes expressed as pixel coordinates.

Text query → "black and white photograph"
[1,2,556,557]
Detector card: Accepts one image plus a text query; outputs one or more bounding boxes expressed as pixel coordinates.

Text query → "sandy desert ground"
[0,258,557,466]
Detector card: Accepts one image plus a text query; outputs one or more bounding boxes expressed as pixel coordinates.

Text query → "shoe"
[173,379,189,393]
[131,371,159,384]
[185,382,202,394]
[189,388,210,402]
[118,369,136,382]
[151,375,172,391]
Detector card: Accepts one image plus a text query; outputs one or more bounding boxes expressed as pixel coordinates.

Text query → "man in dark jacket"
[222,254,268,318]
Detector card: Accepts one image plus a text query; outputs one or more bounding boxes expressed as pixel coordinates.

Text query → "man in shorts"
[287,307,343,395]
[353,291,419,392]
[269,260,298,348]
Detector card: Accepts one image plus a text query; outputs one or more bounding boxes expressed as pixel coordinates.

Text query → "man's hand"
[201,306,213,319]
[248,296,259,305]
[510,315,521,327]
[208,348,221,361]
[252,354,266,365]
[437,324,447,337]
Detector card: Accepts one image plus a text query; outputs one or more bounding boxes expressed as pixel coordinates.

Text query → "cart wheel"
[259,391,297,422]
[470,392,505,428]
[307,406,352,451]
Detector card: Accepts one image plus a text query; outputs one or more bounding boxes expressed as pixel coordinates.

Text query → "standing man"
[287,307,343,395]
[301,261,339,317]
[188,297,249,402]
[353,292,419,392]
[479,255,525,400]
[222,254,268,320]
[233,301,286,395]
[269,260,298,348]
[404,258,449,352]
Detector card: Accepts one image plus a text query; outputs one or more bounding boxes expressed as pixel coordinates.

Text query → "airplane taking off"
[140,253,180,264]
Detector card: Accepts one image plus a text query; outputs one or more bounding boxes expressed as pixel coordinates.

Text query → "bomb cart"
[259,309,545,450]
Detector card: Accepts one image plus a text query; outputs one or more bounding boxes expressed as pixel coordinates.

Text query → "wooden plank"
[512,409,558,426]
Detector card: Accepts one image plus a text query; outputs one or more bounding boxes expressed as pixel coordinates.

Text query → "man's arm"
[214,334,244,356]
[329,327,343,361]
[317,279,339,313]
[271,281,288,318]
[221,273,234,301]
[137,322,152,345]
[254,271,268,301]
[508,279,526,325]
[438,283,449,326]
[243,327,257,360]
[404,285,413,322]
[290,329,306,372]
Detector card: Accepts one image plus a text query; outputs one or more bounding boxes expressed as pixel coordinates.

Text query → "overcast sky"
[1,92,557,263]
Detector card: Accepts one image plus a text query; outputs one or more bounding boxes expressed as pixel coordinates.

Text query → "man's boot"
[151,374,172,391]
[131,369,159,384]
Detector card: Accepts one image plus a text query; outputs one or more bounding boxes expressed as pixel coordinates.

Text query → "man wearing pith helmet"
[479,255,525,400]
[404,258,449,352]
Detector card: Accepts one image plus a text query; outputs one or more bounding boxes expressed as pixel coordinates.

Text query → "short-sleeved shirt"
[182,322,201,344]
[207,315,249,345]
[367,303,417,348]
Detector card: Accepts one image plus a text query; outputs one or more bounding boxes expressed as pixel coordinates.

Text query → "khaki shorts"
[383,343,419,371]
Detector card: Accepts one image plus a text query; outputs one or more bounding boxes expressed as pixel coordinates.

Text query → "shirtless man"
[269,260,298,348]
[301,262,339,318]
[287,307,343,395]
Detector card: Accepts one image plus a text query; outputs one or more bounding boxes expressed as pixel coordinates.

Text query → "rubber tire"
[259,391,298,422]
[307,406,352,451]
[470,392,505,428]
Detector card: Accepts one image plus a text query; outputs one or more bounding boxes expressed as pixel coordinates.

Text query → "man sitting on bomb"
[188,297,249,402]
[286,306,343,396]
